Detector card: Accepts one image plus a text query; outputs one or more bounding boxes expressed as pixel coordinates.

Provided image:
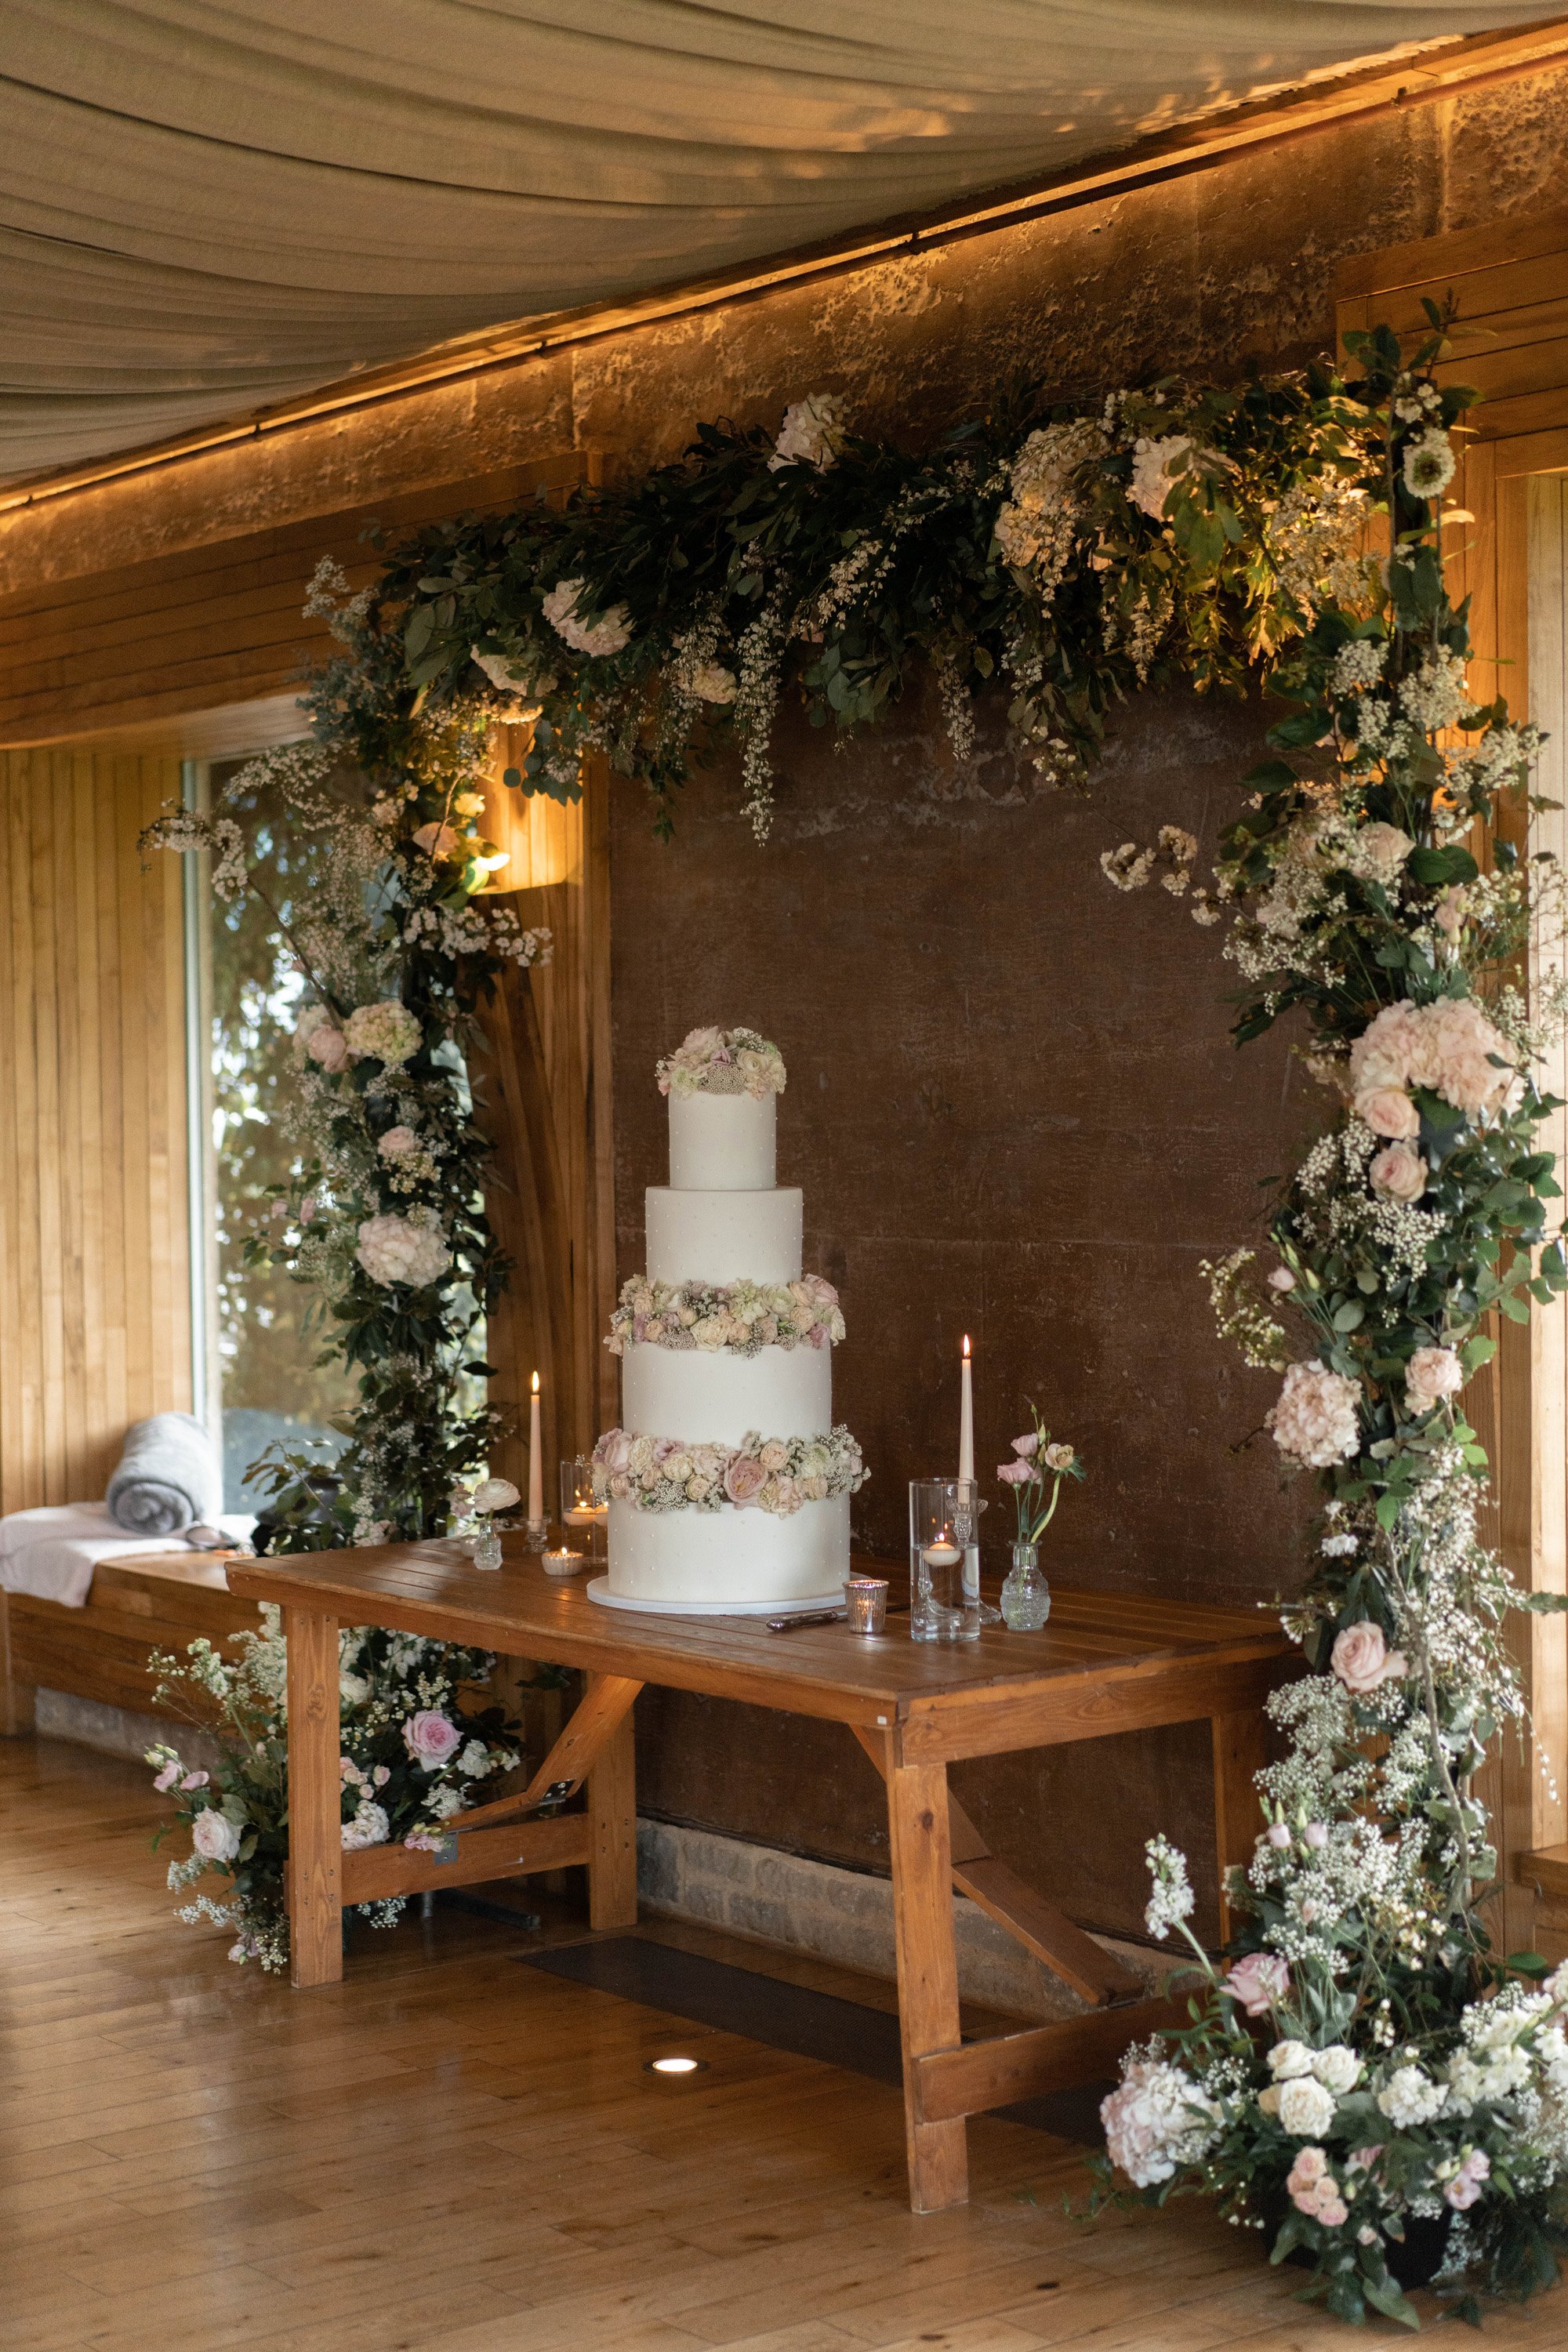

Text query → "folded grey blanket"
[106,1412,223,1536]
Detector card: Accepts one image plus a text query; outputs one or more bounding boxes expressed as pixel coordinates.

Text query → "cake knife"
[765,1601,909,1633]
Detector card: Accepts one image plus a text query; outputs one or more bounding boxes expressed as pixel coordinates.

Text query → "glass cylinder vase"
[999,1540,1051,1631]
[909,1479,981,1642]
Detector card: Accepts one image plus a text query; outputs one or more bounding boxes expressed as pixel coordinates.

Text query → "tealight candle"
[543,1548,585,1577]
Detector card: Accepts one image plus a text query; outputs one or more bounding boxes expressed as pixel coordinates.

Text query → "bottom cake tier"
[601,1490,850,1610]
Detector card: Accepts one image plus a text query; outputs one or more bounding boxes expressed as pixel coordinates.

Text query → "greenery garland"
[143,565,549,1548]
[386,370,1374,840]
[1088,313,1568,2325]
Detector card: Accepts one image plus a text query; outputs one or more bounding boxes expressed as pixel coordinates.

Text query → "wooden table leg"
[285,1606,342,1989]
[886,1746,968,2214]
[1212,1705,1269,1944]
[586,1701,637,1929]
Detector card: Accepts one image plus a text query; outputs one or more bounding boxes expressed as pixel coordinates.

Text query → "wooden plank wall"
[0,452,585,748]
[0,745,192,1512]
[479,743,617,1500]
[1338,210,1568,1949]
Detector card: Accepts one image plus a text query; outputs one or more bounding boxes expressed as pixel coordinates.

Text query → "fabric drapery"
[0,1,1544,478]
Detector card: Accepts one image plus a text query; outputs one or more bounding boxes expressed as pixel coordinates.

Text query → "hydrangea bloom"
[355,1210,451,1290]
[543,578,632,658]
[768,391,848,473]
[1101,2059,1221,2187]
[1267,1361,1362,1468]
[344,1000,421,1067]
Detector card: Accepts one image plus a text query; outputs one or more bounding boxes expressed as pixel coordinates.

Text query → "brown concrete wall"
[7,62,1568,1939]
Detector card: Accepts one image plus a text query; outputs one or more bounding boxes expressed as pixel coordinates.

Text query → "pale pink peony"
[305,1022,349,1073]
[1406,1343,1464,1415]
[403,1710,463,1769]
[597,1428,635,1479]
[1222,1951,1290,2016]
[1330,1620,1408,1694]
[1267,1362,1362,1468]
[1369,1142,1428,1201]
[1355,1086,1420,1140]
[724,1454,768,1508]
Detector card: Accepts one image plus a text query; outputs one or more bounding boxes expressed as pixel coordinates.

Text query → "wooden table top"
[230,1538,1294,1763]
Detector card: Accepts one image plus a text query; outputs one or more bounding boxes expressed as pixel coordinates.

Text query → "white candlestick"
[959,1334,974,1486]
[528,1371,543,1525]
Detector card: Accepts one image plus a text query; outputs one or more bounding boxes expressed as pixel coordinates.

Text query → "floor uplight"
[646,2055,706,2075]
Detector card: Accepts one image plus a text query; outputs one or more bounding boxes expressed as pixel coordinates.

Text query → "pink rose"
[1406,1344,1464,1414]
[378,1126,419,1158]
[1355,1087,1420,1140]
[306,1023,348,1073]
[191,1808,241,1864]
[1369,1144,1428,1202]
[403,1710,462,1769]
[1268,1265,1296,1291]
[1222,1951,1290,2016]
[724,1454,768,1508]
[597,1428,635,1478]
[1330,1620,1408,1694]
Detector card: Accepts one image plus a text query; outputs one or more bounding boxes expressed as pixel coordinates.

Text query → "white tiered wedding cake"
[590,1027,866,1614]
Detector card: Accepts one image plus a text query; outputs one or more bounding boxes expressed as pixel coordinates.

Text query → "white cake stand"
[586,1577,844,1617]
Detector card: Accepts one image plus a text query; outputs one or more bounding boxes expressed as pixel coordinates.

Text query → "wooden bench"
[1,1555,260,1734]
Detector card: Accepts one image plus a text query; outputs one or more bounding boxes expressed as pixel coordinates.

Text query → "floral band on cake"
[606,1272,843,1357]
[592,1425,866,1515]
[655,1025,786,1098]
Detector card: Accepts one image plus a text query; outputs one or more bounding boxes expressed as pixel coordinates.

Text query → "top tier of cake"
[667,1091,775,1191]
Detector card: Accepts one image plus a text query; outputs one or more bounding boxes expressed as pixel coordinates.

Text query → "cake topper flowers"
[656,1025,786,1098]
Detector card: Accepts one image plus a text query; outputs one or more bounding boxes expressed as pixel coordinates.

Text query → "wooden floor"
[5,1743,1568,2352]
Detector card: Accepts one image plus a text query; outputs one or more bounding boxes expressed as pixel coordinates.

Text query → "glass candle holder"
[909,1479,981,1642]
[561,1455,608,1562]
[844,1576,889,1635]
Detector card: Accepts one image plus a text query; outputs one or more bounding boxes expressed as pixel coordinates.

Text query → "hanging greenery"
[1089,311,1568,2324]
[142,566,550,1549]
[386,368,1375,840]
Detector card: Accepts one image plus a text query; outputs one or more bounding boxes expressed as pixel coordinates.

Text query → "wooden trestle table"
[228,1540,1294,2214]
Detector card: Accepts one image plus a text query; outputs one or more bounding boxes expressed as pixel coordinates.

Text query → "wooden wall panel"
[480,752,616,1504]
[0,452,584,750]
[0,747,191,1511]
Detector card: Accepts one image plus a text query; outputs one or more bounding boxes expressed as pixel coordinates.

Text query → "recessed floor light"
[646,2055,707,2075]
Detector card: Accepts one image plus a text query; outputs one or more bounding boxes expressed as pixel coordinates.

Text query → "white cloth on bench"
[0,1504,253,1609]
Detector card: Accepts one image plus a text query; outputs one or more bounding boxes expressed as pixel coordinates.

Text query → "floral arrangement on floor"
[141,561,550,1548]
[655,1025,786,1097]
[1090,309,1568,2324]
[382,364,1380,840]
[606,1272,843,1357]
[592,1425,866,1514]
[146,1610,519,1969]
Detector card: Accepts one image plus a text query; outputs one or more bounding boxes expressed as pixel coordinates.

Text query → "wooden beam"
[284,1607,342,1990]
[445,1671,642,1836]
[1211,1705,1270,1944]
[586,1706,639,1930]
[884,1744,967,2213]
[339,1809,589,1904]
[852,1723,1142,2007]
[914,1996,1186,2126]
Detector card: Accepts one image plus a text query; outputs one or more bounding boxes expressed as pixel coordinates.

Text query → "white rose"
[1267,2040,1316,2080]
[1406,1344,1464,1415]
[192,1808,241,1864]
[1312,2045,1362,2094]
[1277,2076,1337,2137]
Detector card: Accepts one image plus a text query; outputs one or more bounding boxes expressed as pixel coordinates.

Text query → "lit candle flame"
[531,1369,539,1395]
[962,1333,971,1359]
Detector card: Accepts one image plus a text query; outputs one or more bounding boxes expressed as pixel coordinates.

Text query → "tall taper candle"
[528,1370,543,1526]
[959,1334,974,1485]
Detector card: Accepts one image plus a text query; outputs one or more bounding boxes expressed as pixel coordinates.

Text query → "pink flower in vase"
[996,1459,1034,1486]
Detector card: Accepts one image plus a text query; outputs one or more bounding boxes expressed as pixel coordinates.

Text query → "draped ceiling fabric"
[0,2,1555,481]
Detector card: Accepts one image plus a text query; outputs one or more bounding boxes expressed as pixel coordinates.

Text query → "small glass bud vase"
[472,1522,503,1572]
[1000,1541,1051,1631]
